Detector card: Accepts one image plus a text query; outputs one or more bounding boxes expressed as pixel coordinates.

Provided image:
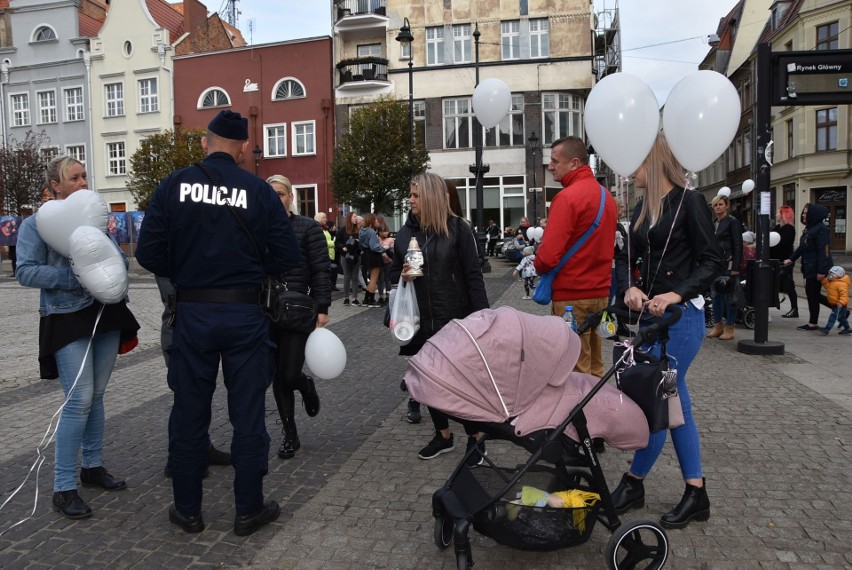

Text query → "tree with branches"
[126,128,206,211]
[0,131,51,215]
[331,96,429,215]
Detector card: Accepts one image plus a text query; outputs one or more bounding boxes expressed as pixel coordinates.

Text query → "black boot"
[278,418,300,459]
[782,308,799,318]
[363,291,381,308]
[660,478,710,529]
[610,473,645,514]
[53,490,92,519]
[299,374,320,417]
[80,466,126,491]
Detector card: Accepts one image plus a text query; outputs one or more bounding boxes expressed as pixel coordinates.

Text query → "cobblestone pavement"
[0,258,850,569]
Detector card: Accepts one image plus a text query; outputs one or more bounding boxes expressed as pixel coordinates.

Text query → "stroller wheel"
[605,519,669,570]
[743,307,756,330]
[434,515,453,550]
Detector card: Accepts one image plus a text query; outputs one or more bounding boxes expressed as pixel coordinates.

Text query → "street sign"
[771,49,852,105]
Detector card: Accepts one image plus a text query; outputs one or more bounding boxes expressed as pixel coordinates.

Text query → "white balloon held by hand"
[304,328,347,380]
[472,78,512,129]
[584,73,660,177]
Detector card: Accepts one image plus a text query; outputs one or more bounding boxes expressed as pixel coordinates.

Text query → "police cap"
[208,110,248,141]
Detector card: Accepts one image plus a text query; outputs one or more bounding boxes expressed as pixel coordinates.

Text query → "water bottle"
[562,305,577,332]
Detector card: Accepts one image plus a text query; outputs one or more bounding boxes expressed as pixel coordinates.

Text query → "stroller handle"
[578,304,683,346]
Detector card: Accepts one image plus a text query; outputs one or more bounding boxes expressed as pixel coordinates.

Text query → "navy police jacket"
[137,152,300,288]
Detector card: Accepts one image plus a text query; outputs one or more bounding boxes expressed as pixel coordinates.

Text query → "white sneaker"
[522,295,531,300]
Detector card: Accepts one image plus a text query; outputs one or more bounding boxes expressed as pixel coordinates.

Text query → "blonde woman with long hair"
[390,172,489,465]
[613,133,724,529]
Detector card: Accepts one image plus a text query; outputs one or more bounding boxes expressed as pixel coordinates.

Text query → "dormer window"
[33,26,57,42]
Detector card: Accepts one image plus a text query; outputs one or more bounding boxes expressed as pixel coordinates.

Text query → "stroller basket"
[458,463,600,551]
[475,499,600,551]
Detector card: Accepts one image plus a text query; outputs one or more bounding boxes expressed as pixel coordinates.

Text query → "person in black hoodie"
[707,195,742,341]
[784,203,832,331]
[770,205,798,318]
[267,175,331,459]
[390,172,489,466]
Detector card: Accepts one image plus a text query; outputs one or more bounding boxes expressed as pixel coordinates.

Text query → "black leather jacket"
[616,187,724,301]
[389,213,489,355]
[714,214,743,272]
[275,213,332,314]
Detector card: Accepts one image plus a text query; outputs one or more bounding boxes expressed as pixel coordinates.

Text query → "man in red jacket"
[534,136,617,377]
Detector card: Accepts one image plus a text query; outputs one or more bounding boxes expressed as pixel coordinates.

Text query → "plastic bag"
[388,278,420,345]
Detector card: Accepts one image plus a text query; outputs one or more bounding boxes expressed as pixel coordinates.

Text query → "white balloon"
[663,70,741,172]
[769,231,781,247]
[529,227,542,241]
[472,78,512,129]
[584,73,660,176]
[742,179,755,195]
[304,328,347,380]
[718,186,731,198]
[68,226,128,304]
[36,190,108,257]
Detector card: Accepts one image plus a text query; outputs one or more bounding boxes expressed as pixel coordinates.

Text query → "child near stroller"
[405,306,683,569]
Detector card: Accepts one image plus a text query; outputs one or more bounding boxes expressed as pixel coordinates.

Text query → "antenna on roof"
[248,18,255,45]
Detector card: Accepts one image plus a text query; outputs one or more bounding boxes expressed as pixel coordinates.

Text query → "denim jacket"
[15,216,128,316]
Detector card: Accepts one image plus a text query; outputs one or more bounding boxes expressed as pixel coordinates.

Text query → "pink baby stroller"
[405,306,680,569]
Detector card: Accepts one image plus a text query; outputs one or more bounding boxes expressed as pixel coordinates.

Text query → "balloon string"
[0,305,105,538]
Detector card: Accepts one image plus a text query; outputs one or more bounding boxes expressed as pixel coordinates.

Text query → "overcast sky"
[233,0,739,105]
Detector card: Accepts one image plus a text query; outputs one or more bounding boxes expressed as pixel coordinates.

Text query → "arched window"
[272,78,306,101]
[33,26,57,42]
[197,87,231,109]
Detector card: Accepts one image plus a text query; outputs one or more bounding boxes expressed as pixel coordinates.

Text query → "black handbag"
[262,276,318,334]
[613,344,676,433]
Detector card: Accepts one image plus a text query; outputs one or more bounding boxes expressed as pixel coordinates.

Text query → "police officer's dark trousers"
[167,301,274,517]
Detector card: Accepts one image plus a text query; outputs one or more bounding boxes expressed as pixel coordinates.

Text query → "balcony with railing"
[334,0,388,38]
[336,56,390,92]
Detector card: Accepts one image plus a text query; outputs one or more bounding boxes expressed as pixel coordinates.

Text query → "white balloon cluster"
[584,70,741,176]
[35,190,128,304]
[528,226,544,242]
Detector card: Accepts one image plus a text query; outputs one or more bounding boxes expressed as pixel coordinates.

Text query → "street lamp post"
[395,18,415,183]
[528,131,540,225]
[468,22,490,272]
[253,145,262,176]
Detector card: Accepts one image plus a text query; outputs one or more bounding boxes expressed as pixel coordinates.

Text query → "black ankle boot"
[610,473,645,514]
[278,418,300,459]
[80,466,126,491]
[53,490,93,519]
[300,374,320,417]
[782,308,799,318]
[660,478,710,529]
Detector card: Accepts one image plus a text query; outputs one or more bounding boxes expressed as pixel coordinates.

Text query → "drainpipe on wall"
[1,61,9,147]
[84,51,96,191]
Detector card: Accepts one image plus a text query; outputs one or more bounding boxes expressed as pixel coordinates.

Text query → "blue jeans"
[711,275,737,325]
[629,303,705,481]
[54,331,120,492]
[824,306,850,330]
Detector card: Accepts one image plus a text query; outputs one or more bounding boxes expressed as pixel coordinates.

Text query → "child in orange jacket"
[818,266,850,335]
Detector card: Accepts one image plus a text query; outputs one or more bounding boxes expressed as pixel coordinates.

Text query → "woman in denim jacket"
[16,156,138,520]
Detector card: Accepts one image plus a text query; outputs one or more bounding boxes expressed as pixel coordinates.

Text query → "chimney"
[183,0,208,40]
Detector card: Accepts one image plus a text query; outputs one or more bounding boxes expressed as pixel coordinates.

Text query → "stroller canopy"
[405,307,649,450]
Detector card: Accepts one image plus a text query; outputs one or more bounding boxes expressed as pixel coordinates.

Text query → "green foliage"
[0,131,51,215]
[126,128,206,210]
[331,96,429,214]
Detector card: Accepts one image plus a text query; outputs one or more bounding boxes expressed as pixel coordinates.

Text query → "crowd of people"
[11,112,848,543]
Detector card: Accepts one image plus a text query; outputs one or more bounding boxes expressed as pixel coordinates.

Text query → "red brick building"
[173,37,336,219]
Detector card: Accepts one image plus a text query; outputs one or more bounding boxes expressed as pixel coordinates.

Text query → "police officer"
[137,110,300,536]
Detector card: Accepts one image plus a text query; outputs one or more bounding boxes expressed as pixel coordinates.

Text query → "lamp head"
[395,17,413,46]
